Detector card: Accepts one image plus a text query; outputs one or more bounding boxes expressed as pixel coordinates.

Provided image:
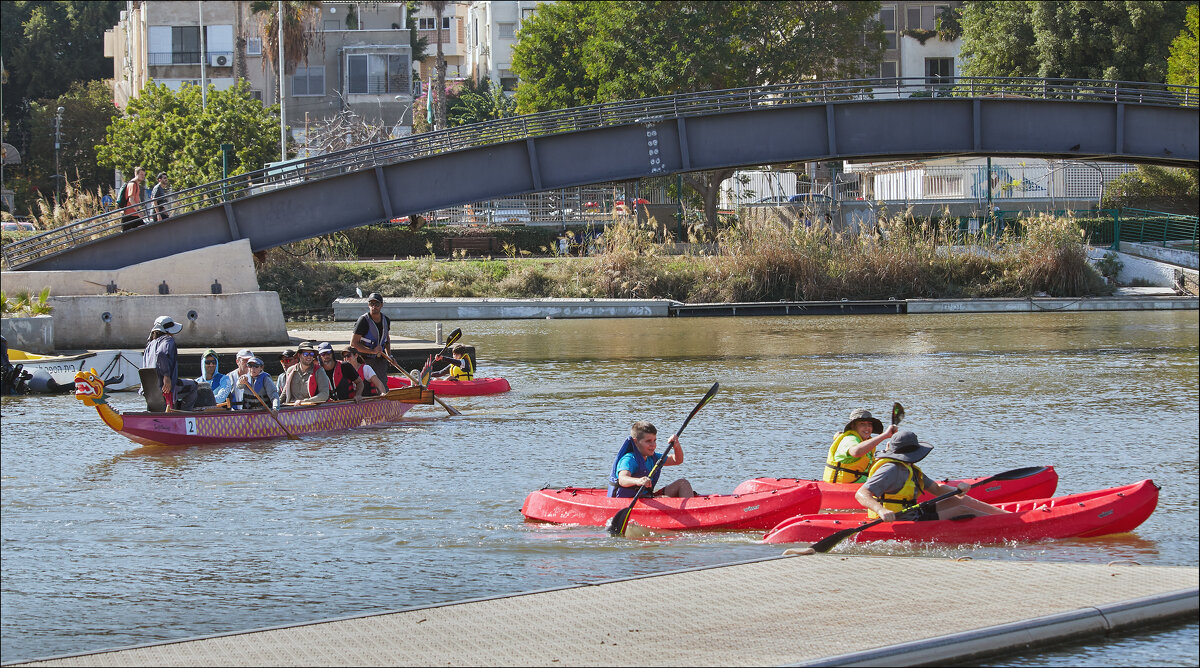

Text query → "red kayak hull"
[733,466,1059,509]
[387,375,511,396]
[521,484,821,531]
[761,480,1158,545]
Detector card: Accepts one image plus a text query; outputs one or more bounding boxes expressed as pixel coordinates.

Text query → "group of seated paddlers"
[608,408,1011,523]
[141,297,474,413]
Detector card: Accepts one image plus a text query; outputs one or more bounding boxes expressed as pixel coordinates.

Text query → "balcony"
[148,50,234,67]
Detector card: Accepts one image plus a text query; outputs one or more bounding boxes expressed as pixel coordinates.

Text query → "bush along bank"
[257,214,1112,313]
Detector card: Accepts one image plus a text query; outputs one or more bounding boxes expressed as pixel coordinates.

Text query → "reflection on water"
[2,311,1197,663]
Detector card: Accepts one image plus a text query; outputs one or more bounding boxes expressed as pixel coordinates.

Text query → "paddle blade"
[811,522,873,553]
[445,328,463,346]
[607,506,634,537]
[990,466,1049,481]
[419,356,433,388]
[892,402,905,426]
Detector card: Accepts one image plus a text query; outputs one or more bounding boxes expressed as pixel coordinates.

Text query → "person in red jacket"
[120,167,148,232]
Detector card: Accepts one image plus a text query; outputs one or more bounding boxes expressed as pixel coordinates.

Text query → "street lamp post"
[54,106,65,204]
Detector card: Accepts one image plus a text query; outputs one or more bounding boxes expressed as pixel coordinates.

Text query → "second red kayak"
[761,480,1158,545]
[733,466,1059,509]
[521,484,822,531]
[387,375,511,396]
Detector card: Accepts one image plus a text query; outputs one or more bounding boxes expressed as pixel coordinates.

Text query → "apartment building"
[466,1,544,91]
[872,1,963,86]
[106,1,416,155]
[411,2,471,84]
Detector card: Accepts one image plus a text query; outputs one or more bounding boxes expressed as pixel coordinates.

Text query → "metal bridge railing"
[4,77,1197,269]
[1117,208,1200,251]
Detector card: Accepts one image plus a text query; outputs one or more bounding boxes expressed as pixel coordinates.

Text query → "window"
[925,57,953,86]
[292,66,325,96]
[879,61,898,79]
[497,22,516,39]
[347,54,411,94]
[521,8,536,21]
[250,89,263,101]
[499,68,517,91]
[878,7,896,50]
[418,17,450,30]
[246,37,262,56]
[173,26,201,64]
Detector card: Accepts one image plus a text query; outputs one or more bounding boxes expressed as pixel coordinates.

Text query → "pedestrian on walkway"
[119,167,148,232]
[151,172,172,222]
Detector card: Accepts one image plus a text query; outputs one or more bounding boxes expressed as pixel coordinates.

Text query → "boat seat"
[138,368,167,412]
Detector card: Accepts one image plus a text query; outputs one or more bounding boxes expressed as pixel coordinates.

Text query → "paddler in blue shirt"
[607,421,698,498]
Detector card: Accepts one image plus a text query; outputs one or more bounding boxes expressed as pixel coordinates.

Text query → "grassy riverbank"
[258,214,1112,314]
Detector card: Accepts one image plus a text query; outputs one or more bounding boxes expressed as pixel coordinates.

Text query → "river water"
[2,311,1197,664]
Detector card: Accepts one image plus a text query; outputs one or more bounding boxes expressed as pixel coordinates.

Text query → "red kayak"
[761,480,1158,545]
[521,484,822,532]
[387,375,511,396]
[733,466,1059,509]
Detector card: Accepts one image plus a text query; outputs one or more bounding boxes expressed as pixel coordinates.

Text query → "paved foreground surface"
[13,555,1198,667]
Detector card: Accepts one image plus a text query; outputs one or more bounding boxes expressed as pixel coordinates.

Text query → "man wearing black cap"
[855,430,1009,522]
[350,292,392,381]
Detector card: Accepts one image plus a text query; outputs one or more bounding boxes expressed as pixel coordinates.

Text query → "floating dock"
[11,555,1197,667]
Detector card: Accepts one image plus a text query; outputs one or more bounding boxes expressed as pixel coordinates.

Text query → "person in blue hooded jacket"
[194,348,233,405]
[607,421,697,498]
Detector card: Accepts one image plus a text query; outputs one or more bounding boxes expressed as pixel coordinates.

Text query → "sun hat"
[297,341,317,353]
[247,356,264,367]
[281,349,296,358]
[844,408,883,434]
[150,315,183,335]
[367,292,383,303]
[878,429,933,464]
[236,348,255,359]
[317,341,334,354]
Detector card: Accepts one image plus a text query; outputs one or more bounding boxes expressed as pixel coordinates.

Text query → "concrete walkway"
[12,555,1196,667]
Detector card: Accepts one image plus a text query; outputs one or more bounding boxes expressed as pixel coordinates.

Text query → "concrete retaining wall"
[0,239,259,296]
[0,315,54,353]
[48,292,290,349]
[1087,247,1198,287]
[908,296,1198,313]
[333,297,674,321]
[1118,241,1199,270]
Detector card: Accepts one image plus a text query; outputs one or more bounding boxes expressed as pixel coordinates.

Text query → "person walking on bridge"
[120,167,148,232]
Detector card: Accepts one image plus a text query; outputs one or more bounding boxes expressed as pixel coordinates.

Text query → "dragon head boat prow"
[75,368,122,431]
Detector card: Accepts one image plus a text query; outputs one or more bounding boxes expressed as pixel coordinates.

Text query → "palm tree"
[250,0,324,105]
[426,1,450,130]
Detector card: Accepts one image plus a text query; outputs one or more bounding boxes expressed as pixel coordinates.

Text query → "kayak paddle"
[384,342,463,417]
[891,402,904,427]
[807,466,1049,554]
[607,382,719,538]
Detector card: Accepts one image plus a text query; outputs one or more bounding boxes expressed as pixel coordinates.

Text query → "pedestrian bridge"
[4,77,1197,271]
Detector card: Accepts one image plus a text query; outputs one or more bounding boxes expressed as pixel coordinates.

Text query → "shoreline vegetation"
[258,214,1112,316]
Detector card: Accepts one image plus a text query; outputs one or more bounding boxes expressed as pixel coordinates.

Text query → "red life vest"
[312,362,353,399]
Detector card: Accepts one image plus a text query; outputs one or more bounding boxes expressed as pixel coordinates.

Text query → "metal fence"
[1117,208,1199,251]
[5,76,1197,269]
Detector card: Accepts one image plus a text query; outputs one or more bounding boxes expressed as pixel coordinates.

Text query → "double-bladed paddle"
[606,382,720,538]
[806,466,1050,553]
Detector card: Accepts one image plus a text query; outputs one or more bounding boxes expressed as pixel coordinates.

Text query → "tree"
[96,81,281,192]
[0,1,122,124]
[448,79,516,127]
[1167,5,1199,88]
[511,1,884,230]
[960,1,1193,82]
[250,0,324,105]
[20,80,120,202]
[1102,165,1199,215]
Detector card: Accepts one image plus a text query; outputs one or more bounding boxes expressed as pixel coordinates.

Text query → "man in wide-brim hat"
[855,429,1009,522]
[823,408,898,484]
[142,315,198,410]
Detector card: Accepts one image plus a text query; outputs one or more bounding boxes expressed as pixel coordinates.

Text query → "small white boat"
[7,348,143,392]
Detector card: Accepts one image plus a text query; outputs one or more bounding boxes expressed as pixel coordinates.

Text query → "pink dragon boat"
[74,368,434,446]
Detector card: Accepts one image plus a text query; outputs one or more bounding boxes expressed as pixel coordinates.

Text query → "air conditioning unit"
[210,54,230,67]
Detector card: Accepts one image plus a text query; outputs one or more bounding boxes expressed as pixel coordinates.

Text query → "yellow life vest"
[823,430,872,484]
[448,353,474,381]
[864,458,926,519]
